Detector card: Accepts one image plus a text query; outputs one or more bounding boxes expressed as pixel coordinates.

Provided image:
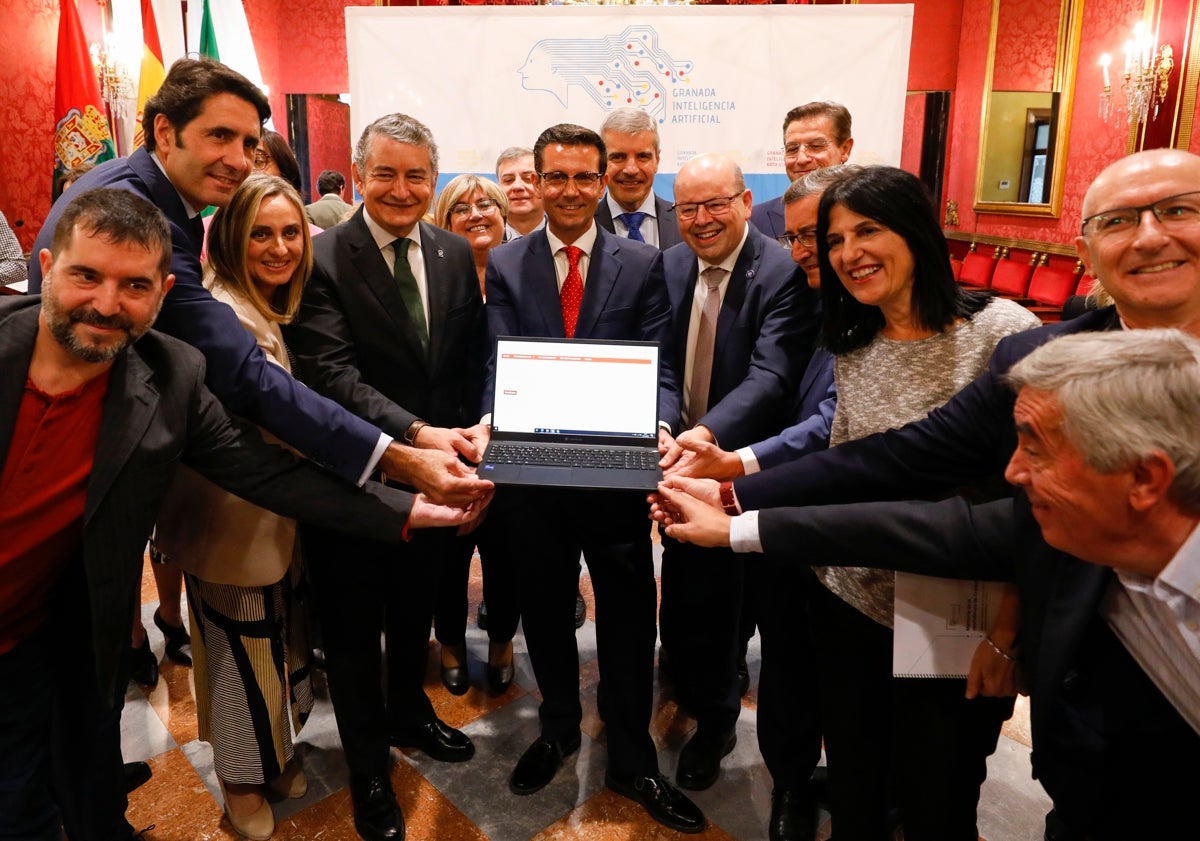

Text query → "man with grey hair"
[595,107,682,248]
[495,146,545,240]
[285,112,489,841]
[658,327,1200,840]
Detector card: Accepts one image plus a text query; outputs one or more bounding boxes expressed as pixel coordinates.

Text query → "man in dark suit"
[0,188,478,841]
[285,113,488,841]
[657,145,1200,841]
[482,123,703,834]
[594,107,683,249]
[655,152,814,794]
[749,102,854,240]
[659,327,1200,841]
[26,57,486,506]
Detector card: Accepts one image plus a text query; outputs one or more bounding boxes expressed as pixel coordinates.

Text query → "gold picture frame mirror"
[973,0,1084,217]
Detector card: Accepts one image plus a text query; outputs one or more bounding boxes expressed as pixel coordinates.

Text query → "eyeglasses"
[777,229,818,249]
[671,192,745,221]
[449,198,500,217]
[252,150,272,169]
[1081,191,1200,237]
[784,139,832,158]
[538,171,604,189]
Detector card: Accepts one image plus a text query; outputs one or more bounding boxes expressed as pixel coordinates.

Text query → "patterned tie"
[392,238,428,351]
[560,245,584,338]
[686,266,724,427]
[617,211,647,243]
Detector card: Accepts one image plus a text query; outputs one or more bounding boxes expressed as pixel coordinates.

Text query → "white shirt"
[361,209,430,334]
[545,223,599,292]
[606,191,660,248]
[1103,522,1200,736]
[682,225,749,427]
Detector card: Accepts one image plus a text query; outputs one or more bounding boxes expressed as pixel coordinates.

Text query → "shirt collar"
[546,220,598,257]
[362,207,423,253]
[150,151,203,219]
[606,191,657,220]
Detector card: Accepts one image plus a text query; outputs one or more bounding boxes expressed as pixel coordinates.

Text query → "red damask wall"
[306,96,354,201]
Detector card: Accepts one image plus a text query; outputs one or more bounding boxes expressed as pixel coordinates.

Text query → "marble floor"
[121,536,1052,841]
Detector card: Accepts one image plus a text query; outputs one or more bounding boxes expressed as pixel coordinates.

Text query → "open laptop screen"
[491,337,659,440]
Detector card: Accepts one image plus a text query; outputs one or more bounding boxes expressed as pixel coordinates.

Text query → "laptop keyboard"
[488,443,659,470]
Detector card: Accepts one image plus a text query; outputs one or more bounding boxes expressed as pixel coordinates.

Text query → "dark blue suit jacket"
[595,194,684,250]
[662,225,815,447]
[483,225,679,426]
[27,147,380,483]
[751,348,835,471]
[758,493,1198,840]
[749,195,786,240]
[735,306,1121,509]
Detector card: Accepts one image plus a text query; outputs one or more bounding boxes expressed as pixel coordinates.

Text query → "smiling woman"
[433,174,509,295]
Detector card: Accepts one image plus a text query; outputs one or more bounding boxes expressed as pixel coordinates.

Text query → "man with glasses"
[284,112,489,841]
[482,123,705,834]
[496,146,546,240]
[655,153,815,798]
[652,144,1200,841]
[595,107,683,249]
[750,102,854,239]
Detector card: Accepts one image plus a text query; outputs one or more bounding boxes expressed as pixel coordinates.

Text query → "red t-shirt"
[0,370,110,654]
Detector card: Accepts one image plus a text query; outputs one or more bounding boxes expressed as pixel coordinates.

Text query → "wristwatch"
[403,419,429,446]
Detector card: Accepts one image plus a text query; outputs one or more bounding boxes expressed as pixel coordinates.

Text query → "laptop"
[480,336,664,490]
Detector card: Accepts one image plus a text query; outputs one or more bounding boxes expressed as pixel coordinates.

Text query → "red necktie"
[561,245,584,338]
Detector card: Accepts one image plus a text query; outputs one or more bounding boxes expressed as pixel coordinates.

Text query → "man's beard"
[42,273,159,363]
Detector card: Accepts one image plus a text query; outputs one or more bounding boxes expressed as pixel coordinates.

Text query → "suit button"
[1060,669,1082,696]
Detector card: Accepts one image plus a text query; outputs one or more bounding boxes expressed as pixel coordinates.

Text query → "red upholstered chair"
[1026,263,1080,309]
[958,246,997,288]
[1076,274,1097,296]
[950,257,963,280]
[989,249,1036,298]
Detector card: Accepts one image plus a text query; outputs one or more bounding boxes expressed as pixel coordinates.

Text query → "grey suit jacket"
[305,194,354,229]
[286,211,487,437]
[0,296,414,705]
[595,194,683,250]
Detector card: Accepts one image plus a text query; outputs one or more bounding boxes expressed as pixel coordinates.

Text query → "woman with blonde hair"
[155,174,315,840]
[433,174,508,296]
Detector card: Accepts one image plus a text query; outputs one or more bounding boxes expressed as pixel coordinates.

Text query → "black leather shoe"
[349,774,404,841]
[123,761,152,794]
[486,641,514,693]
[769,787,817,841]
[129,637,158,688]
[440,644,469,696]
[574,592,587,629]
[390,719,474,763]
[509,735,580,795]
[153,610,192,667]
[477,600,489,631]
[737,651,750,697]
[605,772,706,834]
[676,726,736,791]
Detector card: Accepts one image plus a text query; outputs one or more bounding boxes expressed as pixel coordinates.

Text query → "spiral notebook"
[892,574,1005,678]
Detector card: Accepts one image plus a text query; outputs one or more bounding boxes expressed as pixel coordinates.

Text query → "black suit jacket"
[27,147,382,483]
[484,225,679,425]
[749,195,786,240]
[0,297,413,705]
[286,211,486,437]
[735,306,1121,509]
[595,194,684,250]
[757,494,1199,839]
[662,225,816,446]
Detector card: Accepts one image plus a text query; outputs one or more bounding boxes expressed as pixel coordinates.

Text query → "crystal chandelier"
[1099,22,1174,126]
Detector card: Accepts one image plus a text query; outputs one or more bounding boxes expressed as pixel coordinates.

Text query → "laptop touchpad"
[520,466,574,484]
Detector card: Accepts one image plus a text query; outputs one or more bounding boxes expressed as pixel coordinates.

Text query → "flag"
[133,0,166,149]
[53,0,115,198]
[199,0,219,60]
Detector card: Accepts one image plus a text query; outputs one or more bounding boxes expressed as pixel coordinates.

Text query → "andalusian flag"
[53,0,115,198]
[133,0,166,149]
[199,0,219,60]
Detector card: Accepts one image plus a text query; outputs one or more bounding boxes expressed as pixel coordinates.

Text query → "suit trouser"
[491,487,659,779]
[809,578,1011,841]
[752,556,823,790]
[302,524,474,778]
[658,537,744,732]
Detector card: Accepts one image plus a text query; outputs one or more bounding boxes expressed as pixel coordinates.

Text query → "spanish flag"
[133,0,166,149]
[53,0,115,198]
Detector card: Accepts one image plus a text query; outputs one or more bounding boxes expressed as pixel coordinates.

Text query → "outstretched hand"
[654,477,732,547]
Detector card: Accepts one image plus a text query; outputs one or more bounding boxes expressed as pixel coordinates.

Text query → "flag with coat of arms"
[53,0,115,198]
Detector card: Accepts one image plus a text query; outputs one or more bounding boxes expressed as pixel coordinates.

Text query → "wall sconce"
[1099,21,1174,127]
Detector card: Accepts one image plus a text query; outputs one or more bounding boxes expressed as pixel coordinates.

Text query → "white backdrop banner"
[346,5,912,196]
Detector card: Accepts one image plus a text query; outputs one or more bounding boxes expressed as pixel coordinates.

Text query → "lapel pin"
[437,248,444,258]
[746,269,755,279]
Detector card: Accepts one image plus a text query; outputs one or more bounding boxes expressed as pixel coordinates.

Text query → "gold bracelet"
[985,636,1017,663]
